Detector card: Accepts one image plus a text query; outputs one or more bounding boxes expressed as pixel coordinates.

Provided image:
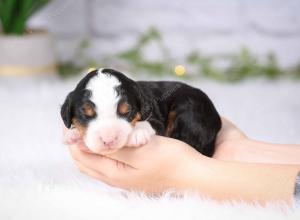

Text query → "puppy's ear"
[61,92,74,128]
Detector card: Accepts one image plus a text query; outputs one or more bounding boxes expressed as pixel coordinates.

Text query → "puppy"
[61,68,221,157]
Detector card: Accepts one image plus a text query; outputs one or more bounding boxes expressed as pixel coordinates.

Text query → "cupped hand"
[68,135,207,193]
[66,117,247,193]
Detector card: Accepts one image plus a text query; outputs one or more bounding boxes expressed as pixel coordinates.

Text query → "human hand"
[67,135,208,193]
[65,119,300,203]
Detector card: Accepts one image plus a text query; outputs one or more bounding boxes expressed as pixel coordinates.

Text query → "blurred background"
[1,0,300,146]
[21,0,300,78]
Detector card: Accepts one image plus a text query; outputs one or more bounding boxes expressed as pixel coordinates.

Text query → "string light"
[174,65,186,76]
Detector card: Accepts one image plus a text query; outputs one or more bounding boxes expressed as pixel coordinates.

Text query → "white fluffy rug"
[1,75,300,219]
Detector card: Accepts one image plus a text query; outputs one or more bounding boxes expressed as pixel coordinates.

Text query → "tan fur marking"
[165,111,176,136]
[131,112,141,126]
[118,102,130,115]
[83,103,96,117]
[72,118,87,137]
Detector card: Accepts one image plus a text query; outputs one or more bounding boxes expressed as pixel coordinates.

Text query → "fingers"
[215,116,247,148]
[106,146,140,166]
[220,117,237,130]
[77,141,93,153]
[73,160,118,187]
[74,159,105,180]
[107,137,162,165]
[68,144,134,181]
[221,117,244,135]
[107,135,186,166]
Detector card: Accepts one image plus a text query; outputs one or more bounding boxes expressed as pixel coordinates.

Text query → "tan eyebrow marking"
[118,102,130,114]
[82,103,96,117]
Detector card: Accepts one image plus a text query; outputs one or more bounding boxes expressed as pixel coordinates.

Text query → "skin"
[66,118,300,205]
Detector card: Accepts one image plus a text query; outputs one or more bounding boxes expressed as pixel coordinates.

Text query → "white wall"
[29,0,300,67]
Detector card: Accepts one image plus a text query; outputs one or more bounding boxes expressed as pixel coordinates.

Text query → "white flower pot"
[0,30,57,76]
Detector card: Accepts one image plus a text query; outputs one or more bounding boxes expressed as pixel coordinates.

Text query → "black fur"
[61,68,222,157]
[61,91,73,128]
[61,70,98,128]
[134,80,221,157]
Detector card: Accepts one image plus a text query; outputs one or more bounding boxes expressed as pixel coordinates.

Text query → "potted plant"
[0,0,57,76]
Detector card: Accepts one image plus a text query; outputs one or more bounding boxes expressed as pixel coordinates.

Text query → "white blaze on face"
[84,69,133,154]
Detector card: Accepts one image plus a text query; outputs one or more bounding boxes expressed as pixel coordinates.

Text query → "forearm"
[215,138,300,164]
[182,154,300,204]
[243,140,300,164]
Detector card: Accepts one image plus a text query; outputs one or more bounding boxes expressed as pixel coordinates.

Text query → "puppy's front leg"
[63,128,81,145]
[127,121,155,147]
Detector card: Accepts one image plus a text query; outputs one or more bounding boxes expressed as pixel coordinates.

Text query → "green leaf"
[0,0,50,35]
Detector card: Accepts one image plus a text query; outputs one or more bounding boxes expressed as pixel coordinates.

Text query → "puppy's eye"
[118,102,130,115]
[81,103,96,118]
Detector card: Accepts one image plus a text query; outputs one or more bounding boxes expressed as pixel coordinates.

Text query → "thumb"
[106,136,166,166]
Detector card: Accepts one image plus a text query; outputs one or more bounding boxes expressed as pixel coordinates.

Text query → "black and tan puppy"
[61,68,221,157]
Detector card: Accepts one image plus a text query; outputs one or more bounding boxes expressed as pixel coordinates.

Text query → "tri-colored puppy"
[61,68,221,156]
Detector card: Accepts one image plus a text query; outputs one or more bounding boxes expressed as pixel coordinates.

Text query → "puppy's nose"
[103,140,114,147]
[100,136,118,148]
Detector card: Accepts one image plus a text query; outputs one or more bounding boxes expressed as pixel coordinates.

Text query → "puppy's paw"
[63,129,81,145]
[127,121,155,147]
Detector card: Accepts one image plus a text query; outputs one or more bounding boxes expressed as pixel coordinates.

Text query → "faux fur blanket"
[1,76,299,220]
